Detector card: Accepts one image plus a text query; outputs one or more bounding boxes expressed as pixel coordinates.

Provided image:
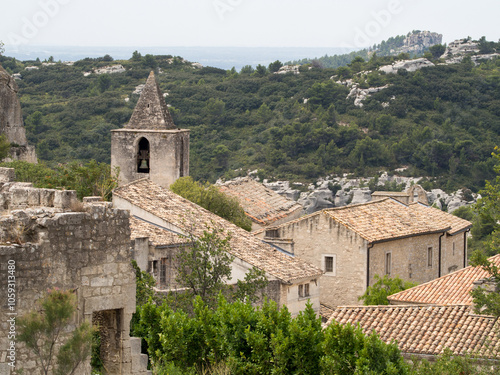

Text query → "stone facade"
[0,175,149,374]
[256,199,471,307]
[111,71,189,188]
[0,65,37,163]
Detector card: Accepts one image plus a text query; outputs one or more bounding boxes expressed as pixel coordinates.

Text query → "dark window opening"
[137,137,150,173]
[179,138,184,177]
[298,283,310,298]
[160,258,167,285]
[428,247,433,267]
[385,253,392,275]
[325,256,334,273]
[265,228,279,238]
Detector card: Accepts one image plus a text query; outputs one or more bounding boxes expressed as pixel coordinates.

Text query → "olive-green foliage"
[359,274,418,305]
[408,349,498,375]
[136,296,407,375]
[0,160,118,200]
[0,134,11,159]
[2,36,500,192]
[170,176,252,231]
[17,289,93,375]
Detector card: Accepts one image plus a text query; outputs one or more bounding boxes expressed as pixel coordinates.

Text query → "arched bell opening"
[137,137,150,173]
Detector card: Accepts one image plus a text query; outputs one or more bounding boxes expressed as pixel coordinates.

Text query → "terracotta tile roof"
[320,303,335,321]
[388,254,500,306]
[371,191,410,196]
[409,202,472,235]
[114,179,323,283]
[321,199,471,243]
[326,305,499,357]
[129,216,188,246]
[217,178,303,226]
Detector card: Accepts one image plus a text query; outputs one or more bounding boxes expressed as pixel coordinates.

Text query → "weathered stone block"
[53,190,77,209]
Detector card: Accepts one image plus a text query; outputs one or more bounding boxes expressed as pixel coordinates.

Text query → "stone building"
[113,178,324,316]
[255,198,472,307]
[388,253,500,306]
[217,177,304,231]
[111,71,189,188]
[0,65,37,163]
[0,170,149,375]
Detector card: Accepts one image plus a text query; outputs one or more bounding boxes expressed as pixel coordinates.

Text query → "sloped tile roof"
[217,178,303,226]
[114,179,323,283]
[326,305,499,357]
[321,199,471,243]
[129,216,188,246]
[409,202,473,235]
[388,254,500,306]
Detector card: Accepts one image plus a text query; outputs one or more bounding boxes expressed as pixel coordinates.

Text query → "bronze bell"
[139,159,149,169]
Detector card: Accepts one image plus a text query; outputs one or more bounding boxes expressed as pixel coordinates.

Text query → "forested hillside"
[1,36,500,192]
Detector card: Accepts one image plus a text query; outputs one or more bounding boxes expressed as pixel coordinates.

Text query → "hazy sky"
[2,0,499,50]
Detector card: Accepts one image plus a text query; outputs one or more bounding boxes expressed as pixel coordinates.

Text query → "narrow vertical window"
[325,256,334,273]
[160,258,167,285]
[304,283,310,297]
[298,284,304,298]
[452,242,455,256]
[137,137,150,173]
[385,253,391,275]
[428,247,433,267]
[179,138,184,177]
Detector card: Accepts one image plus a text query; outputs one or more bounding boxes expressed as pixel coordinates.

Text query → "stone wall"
[260,212,368,307]
[111,129,190,188]
[0,196,149,374]
[259,212,466,307]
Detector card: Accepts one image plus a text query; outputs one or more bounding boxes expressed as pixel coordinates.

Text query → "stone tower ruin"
[111,71,189,188]
[0,64,37,163]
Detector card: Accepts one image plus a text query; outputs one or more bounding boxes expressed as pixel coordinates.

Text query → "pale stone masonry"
[255,198,472,307]
[111,71,189,188]
[0,64,37,163]
[0,173,149,374]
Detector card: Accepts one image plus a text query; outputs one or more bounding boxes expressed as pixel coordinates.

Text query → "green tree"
[17,289,93,375]
[429,44,446,59]
[268,60,283,73]
[359,274,417,305]
[176,224,234,306]
[0,134,11,160]
[131,50,142,61]
[170,176,252,231]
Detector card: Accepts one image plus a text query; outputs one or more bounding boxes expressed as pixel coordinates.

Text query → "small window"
[452,242,455,256]
[385,253,392,275]
[304,283,310,297]
[325,256,334,273]
[160,258,167,285]
[265,228,279,238]
[298,283,310,298]
[427,247,433,267]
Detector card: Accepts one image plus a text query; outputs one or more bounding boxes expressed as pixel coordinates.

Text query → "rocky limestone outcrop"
[0,64,37,163]
[262,172,477,214]
[441,39,480,59]
[396,31,443,55]
[379,58,435,74]
[275,65,300,75]
[83,64,126,76]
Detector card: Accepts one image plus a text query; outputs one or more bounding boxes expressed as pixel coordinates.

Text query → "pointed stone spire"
[125,71,176,130]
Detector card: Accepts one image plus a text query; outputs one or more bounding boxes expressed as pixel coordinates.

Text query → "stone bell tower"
[111,71,189,188]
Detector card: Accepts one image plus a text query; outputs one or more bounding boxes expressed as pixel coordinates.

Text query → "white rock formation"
[275,65,300,75]
[94,64,126,74]
[379,58,434,74]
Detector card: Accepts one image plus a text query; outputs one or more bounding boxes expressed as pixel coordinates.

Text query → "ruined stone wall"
[0,201,148,374]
